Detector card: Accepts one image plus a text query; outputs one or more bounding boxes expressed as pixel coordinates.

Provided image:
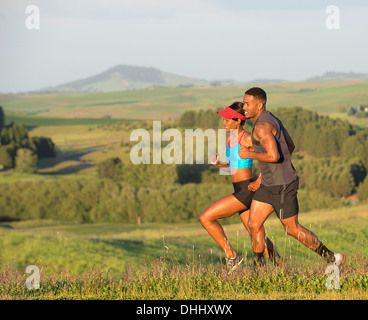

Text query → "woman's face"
[223,118,240,133]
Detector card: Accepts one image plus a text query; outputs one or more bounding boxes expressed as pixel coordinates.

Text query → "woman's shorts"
[232,179,255,210]
[253,178,299,220]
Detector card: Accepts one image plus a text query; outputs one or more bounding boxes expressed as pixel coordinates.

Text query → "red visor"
[216,106,246,120]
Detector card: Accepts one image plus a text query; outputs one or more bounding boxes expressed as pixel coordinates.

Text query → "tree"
[0,106,4,129]
[30,137,56,158]
[0,145,14,169]
[97,157,123,181]
[179,110,196,128]
[357,176,368,201]
[176,164,206,184]
[356,109,367,119]
[15,148,38,173]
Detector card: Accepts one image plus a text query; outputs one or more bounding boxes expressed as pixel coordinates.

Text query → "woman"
[199,102,278,271]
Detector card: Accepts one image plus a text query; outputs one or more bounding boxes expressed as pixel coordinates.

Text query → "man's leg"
[247,200,275,264]
[280,214,336,263]
[239,210,279,262]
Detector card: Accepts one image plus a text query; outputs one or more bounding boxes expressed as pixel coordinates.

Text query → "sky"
[0,0,367,93]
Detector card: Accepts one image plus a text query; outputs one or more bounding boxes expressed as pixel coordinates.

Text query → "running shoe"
[225,254,244,273]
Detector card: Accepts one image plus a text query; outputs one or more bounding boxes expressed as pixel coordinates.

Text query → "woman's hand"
[209,153,219,166]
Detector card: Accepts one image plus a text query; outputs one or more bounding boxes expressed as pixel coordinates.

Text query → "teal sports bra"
[226,131,253,169]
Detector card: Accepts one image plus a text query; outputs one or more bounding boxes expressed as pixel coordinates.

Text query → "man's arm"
[238,122,280,163]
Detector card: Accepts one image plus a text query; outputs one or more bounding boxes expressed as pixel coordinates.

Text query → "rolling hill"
[25,65,368,94]
[1,79,368,126]
[43,65,210,92]
[306,71,368,82]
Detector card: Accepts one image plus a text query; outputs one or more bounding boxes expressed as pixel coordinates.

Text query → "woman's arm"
[210,153,229,169]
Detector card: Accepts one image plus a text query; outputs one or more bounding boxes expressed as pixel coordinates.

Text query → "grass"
[2,80,368,125]
[1,254,368,300]
[1,203,368,300]
[5,113,132,127]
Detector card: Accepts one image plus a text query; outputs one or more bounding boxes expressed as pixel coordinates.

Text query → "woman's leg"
[199,195,246,258]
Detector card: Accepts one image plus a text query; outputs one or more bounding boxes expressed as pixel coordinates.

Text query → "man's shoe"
[225,254,244,274]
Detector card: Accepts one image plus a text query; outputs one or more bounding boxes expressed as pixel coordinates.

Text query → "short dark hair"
[228,101,245,126]
[244,87,267,105]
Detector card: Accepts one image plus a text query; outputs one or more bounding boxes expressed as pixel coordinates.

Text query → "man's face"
[243,94,263,119]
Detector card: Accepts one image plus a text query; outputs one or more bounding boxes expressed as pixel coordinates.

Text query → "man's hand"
[248,179,261,192]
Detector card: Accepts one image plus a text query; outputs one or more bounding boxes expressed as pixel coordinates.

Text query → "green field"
[2,80,368,126]
[5,113,132,127]
[1,203,368,299]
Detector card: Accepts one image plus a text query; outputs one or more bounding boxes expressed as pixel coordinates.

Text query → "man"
[239,87,345,266]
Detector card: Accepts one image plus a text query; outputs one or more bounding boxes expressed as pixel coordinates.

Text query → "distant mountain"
[44,65,210,93]
[306,71,368,82]
[244,78,287,85]
[35,67,368,94]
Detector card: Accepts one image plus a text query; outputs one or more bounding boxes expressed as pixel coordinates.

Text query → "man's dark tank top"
[251,111,298,187]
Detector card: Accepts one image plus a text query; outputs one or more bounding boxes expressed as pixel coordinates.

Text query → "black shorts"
[253,179,299,219]
[232,179,255,210]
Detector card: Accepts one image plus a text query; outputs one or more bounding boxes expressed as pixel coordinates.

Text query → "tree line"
[0,106,56,171]
[0,176,351,224]
[339,105,368,118]
[1,105,368,224]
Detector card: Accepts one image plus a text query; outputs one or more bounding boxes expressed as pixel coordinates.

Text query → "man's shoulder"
[253,121,274,140]
[256,111,281,131]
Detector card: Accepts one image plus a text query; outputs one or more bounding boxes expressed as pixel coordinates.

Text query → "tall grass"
[1,254,368,300]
